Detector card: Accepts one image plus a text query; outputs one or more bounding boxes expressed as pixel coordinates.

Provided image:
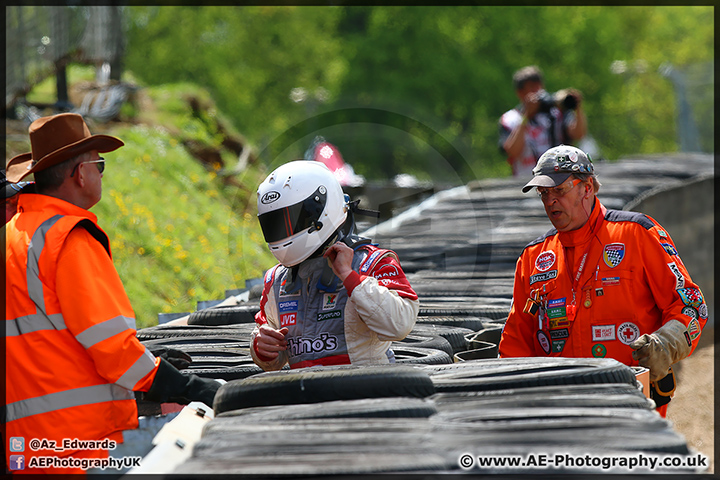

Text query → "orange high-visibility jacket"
[5,194,159,471]
[500,200,706,363]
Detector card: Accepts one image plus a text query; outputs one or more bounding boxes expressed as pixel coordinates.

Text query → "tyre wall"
[625,174,714,329]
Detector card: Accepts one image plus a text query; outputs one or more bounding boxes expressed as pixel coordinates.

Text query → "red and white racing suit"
[251,244,419,370]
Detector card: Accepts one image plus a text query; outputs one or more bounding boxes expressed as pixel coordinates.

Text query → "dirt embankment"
[666,327,714,473]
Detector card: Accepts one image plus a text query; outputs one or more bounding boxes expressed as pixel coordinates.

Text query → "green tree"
[123,6,714,183]
[125,6,347,150]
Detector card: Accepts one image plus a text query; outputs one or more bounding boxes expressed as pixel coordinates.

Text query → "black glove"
[147,346,193,370]
[144,357,220,406]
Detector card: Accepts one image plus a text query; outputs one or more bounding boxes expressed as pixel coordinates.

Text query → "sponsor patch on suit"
[617,322,640,345]
[549,328,569,339]
[661,242,678,256]
[530,269,557,285]
[667,262,685,290]
[536,330,550,355]
[279,300,299,313]
[592,324,616,342]
[677,288,704,309]
[317,310,342,322]
[535,251,557,272]
[280,312,297,327]
[592,344,607,358]
[322,293,338,311]
[687,319,701,341]
[603,243,625,268]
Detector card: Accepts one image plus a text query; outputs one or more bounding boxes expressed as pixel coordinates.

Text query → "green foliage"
[123,6,713,183]
[25,64,96,104]
[92,119,275,327]
[125,6,346,148]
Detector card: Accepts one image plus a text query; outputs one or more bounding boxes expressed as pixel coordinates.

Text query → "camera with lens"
[537,89,579,113]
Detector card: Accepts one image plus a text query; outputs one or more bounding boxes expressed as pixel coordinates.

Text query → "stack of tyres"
[149,161,712,474]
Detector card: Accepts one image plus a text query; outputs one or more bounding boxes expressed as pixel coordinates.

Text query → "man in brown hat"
[3,153,32,225]
[5,113,220,474]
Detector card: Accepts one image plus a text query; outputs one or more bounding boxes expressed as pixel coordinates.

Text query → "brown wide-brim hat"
[6,113,124,183]
[4,153,33,198]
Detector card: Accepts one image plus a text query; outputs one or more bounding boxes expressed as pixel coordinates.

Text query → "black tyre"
[453,342,499,361]
[410,324,475,354]
[392,345,453,365]
[141,336,250,350]
[190,416,453,474]
[217,397,438,420]
[182,364,264,381]
[430,383,649,408]
[424,357,637,392]
[419,303,510,320]
[415,316,486,332]
[182,347,252,358]
[136,323,255,341]
[434,391,654,411]
[187,304,260,326]
[213,365,435,414]
[396,333,453,357]
[466,324,503,346]
[185,354,253,369]
[431,406,669,430]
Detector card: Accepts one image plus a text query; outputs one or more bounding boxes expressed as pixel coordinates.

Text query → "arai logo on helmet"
[261,191,281,204]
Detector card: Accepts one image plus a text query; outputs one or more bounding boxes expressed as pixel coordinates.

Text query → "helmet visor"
[258,186,328,243]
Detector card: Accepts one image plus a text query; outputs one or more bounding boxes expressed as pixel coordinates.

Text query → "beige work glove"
[630,319,691,382]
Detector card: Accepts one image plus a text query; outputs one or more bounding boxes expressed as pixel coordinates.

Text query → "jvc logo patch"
[280,312,297,327]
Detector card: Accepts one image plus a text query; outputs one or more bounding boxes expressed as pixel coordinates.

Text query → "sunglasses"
[70,158,105,177]
[536,179,581,199]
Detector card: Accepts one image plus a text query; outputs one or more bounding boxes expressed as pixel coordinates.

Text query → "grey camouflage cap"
[522,145,594,193]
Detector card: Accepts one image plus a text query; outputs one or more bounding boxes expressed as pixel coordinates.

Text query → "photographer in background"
[499,65,587,177]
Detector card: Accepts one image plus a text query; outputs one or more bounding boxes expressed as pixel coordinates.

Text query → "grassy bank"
[19,66,277,328]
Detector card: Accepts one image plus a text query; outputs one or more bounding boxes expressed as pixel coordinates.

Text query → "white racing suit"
[251,244,419,370]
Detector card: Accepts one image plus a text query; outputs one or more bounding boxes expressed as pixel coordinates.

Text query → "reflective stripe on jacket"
[499,200,707,362]
[5,194,159,469]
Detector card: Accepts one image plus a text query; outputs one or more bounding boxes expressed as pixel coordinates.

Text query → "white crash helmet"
[257,160,348,267]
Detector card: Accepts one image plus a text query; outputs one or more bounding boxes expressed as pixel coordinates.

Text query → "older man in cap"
[5,113,219,474]
[499,144,707,417]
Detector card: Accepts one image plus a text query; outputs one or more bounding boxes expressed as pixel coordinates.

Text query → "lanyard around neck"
[563,205,605,306]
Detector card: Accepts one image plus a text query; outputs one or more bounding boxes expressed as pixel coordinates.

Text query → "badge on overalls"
[536,330,551,355]
[545,297,569,354]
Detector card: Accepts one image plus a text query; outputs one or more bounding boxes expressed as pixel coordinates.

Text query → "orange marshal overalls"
[5,194,160,474]
[499,200,706,413]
